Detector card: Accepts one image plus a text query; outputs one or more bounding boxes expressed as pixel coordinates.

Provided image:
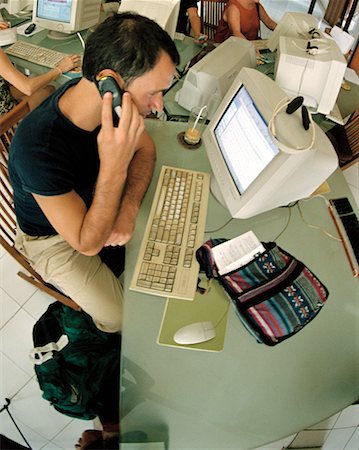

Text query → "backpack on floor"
[29,302,120,420]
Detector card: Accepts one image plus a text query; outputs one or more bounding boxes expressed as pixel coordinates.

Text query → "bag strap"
[196,238,227,279]
[196,239,277,279]
[256,3,261,39]
[234,258,302,308]
[29,334,69,365]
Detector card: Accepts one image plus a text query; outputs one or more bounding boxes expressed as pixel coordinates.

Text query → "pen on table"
[327,203,358,278]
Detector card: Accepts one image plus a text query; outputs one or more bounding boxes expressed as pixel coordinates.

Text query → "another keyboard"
[5,41,69,69]
[130,165,210,300]
[252,39,269,51]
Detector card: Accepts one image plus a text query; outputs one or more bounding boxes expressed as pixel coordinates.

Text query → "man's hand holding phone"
[97,91,144,176]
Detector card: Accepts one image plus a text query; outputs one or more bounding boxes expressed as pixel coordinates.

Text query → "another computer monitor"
[118,0,180,39]
[2,0,33,14]
[266,11,320,52]
[175,37,256,119]
[202,67,338,219]
[33,0,101,40]
[275,36,347,115]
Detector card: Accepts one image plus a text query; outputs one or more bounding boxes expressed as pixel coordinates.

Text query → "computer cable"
[271,206,293,242]
[205,217,235,234]
[298,196,341,241]
[76,31,85,49]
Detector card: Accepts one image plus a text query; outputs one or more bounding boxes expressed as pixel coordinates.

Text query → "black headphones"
[308,27,321,39]
[306,38,330,55]
[268,96,315,153]
[291,37,331,56]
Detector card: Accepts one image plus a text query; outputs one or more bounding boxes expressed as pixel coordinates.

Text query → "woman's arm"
[187,6,201,38]
[0,49,80,96]
[259,4,277,31]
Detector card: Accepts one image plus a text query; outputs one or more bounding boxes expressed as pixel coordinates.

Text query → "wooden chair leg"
[17,271,81,311]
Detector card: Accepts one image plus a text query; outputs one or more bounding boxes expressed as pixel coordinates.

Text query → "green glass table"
[121,119,359,449]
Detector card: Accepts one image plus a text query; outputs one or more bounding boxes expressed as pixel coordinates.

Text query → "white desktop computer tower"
[274,36,347,115]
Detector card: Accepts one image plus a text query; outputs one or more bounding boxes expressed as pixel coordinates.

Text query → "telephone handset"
[96,74,123,119]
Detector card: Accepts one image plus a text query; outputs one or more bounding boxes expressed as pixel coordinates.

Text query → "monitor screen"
[214,85,279,194]
[36,0,72,23]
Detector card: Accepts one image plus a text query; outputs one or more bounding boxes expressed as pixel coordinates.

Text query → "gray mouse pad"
[157,279,229,352]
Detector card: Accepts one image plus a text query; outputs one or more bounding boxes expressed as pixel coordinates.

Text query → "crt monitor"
[175,37,256,119]
[33,0,101,39]
[274,36,347,115]
[1,0,33,14]
[266,11,320,52]
[202,67,338,219]
[118,0,180,39]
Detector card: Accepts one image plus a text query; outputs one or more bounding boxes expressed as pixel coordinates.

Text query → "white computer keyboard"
[5,41,69,68]
[130,165,210,301]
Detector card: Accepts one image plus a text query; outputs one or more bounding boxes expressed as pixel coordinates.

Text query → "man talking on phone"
[9,13,179,333]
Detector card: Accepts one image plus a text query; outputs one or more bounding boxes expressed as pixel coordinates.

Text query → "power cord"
[0,398,33,450]
[204,194,340,250]
[271,206,293,241]
[297,195,341,241]
[205,217,235,234]
[76,31,85,50]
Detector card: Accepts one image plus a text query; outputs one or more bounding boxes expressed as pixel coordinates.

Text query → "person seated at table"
[177,0,208,43]
[214,0,276,44]
[9,13,179,334]
[0,21,80,116]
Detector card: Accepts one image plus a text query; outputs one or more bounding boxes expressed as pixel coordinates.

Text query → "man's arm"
[33,92,145,256]
[105,129,156,247]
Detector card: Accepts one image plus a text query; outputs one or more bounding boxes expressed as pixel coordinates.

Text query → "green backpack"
[30,303,120,420]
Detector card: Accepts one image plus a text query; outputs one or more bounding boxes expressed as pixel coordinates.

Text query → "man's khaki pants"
[15,229,123,333]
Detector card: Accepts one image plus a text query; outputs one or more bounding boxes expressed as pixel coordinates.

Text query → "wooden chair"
[0,101,80,311]
[200,0,227,41]
[343,110,359,169]
[326,109,359,170]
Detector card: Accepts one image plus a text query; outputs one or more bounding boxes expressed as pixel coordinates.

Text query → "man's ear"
[96,69,125,89]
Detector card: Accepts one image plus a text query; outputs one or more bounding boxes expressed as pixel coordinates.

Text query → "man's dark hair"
[83,12,180,86]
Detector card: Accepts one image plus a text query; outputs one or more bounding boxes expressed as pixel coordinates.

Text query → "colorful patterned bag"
[196,239,329,346]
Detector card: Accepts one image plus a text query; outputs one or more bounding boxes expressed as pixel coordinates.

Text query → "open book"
[212,231,265,275]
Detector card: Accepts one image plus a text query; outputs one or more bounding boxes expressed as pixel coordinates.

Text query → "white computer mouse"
[173,321,216,345]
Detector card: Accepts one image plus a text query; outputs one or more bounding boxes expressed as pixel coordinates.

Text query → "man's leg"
[99,246,126,278]
[15,230,123,333]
